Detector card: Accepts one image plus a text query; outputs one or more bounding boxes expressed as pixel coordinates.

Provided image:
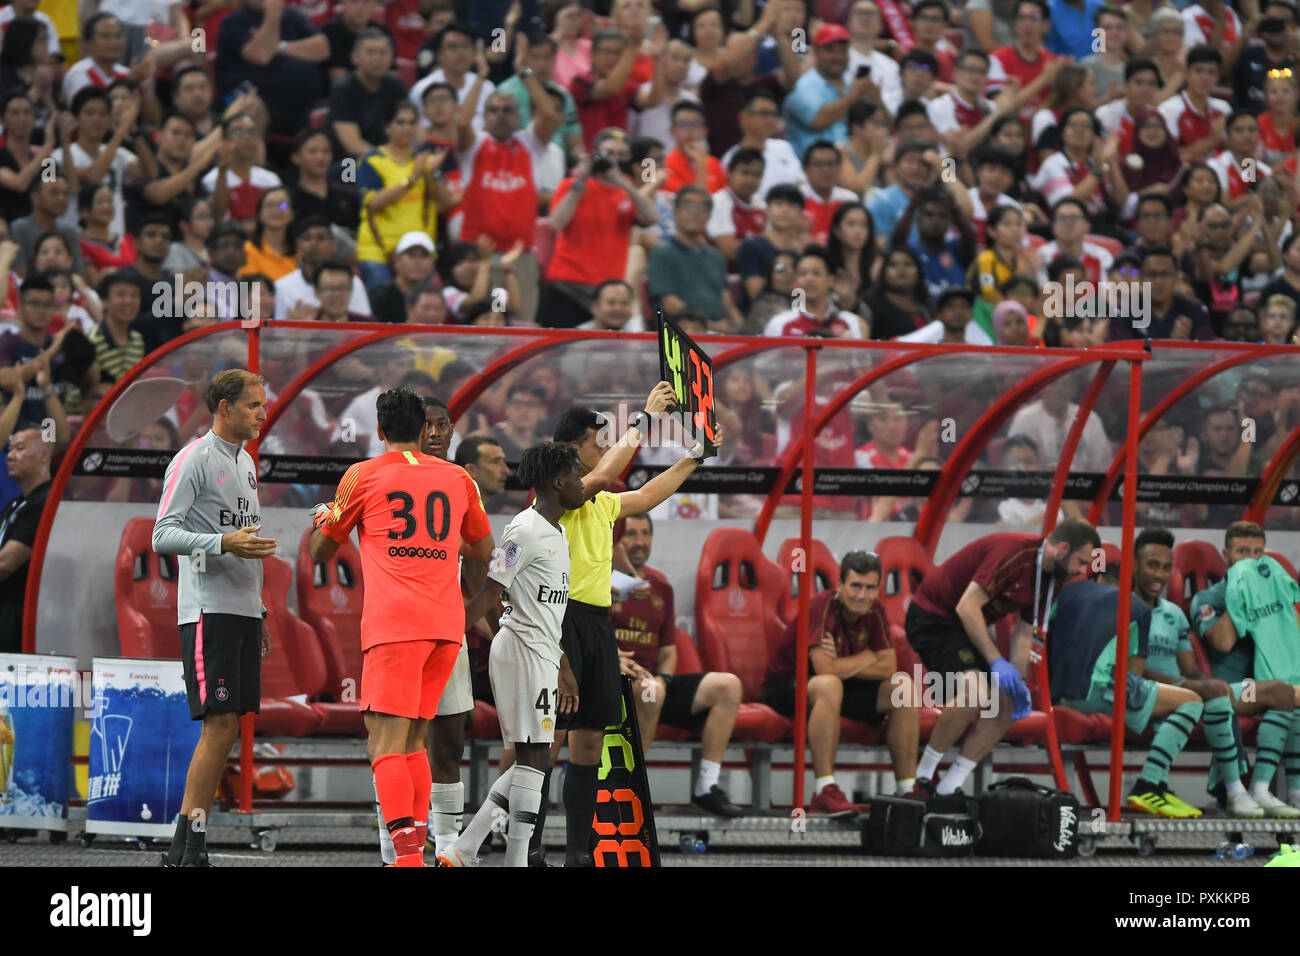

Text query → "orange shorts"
[360,639,460,720]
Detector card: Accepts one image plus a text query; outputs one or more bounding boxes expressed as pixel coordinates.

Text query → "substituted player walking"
[154,370,276,867]
[440,442,587,867]
[310,387,493,867]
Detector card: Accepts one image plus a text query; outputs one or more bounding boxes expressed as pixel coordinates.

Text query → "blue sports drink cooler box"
[0,653,76,831]
[85,657,200,838]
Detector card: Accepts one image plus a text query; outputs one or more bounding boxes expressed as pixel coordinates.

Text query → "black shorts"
[179,612,262,720]
[904,603,988,677]
[469,645,494,705]
[761,675,886,725]
[557,600,622,731]
[659,673,708,731]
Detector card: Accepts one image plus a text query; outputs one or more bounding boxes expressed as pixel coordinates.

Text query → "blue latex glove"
[990,657,1032,720]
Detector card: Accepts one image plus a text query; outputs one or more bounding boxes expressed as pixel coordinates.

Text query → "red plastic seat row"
[114,518,337,736]
[115,518,501,738]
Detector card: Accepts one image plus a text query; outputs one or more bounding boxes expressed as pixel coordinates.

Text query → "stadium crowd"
[4,0,1300,651]
[2,1,1300,834]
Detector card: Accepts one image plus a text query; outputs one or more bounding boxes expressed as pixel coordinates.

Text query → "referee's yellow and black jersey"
[560,489,622,607]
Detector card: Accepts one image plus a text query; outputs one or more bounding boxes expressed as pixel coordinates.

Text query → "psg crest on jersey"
[502,542,521,567]
[1259,563,1271,578]
[247,471,257,490]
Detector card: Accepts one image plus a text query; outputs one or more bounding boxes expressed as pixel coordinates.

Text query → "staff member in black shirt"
[0,422,52,652]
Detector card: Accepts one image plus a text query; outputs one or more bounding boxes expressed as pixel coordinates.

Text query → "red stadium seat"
[695,528,784,698]
[114,518,181,659]
[1186,629,1215,682]
[266,554,370,735]
[694,529,792,740]
[256,556,327,737]
[876,536,933,627]
[1266,550,1298,580]
[296,528,365,700]
[467,700,500,740]
[1100,541,1121,574]
[1168,540,1226,615]
[674,627,705,673]
[774,536,839,625]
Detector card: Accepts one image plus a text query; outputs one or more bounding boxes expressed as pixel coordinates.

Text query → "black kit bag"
[862,794,981,857]
[977,777,1080,858]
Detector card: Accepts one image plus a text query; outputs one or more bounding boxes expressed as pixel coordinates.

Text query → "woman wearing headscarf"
[1121,106,1184,195]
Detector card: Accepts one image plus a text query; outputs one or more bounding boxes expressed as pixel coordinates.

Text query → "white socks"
[506,765,545,867]
[935,756,977,795]
[454,767,513,860]
[374,774,395,865]
[1225,780,1247,799]
[896,778,916,795]
[815,774,835,794]
[695,759,721,797]
[917,746,944,781]
[431,781,464,857]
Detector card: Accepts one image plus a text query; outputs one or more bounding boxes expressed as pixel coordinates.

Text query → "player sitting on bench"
[1050,558,1203,818]
[612,514,746,818]
[762,550,921,818]
[1191,522,1300,816]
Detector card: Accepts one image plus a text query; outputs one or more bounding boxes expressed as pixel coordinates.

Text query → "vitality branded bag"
[977,777,1080,858]
[862,794,980,857]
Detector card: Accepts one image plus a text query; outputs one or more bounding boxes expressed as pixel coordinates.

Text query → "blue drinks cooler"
[0,653,76,832]
[85,657,200,839]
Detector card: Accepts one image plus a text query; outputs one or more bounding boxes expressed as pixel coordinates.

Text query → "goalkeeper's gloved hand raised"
[309,502,335,530]
[990,657,1032,720]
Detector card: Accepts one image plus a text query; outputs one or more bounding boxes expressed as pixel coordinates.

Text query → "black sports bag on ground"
[977,777,1080,858]
[862,794,981,857]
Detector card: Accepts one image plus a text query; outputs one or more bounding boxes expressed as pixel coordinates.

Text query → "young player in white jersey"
[439,442,587,867]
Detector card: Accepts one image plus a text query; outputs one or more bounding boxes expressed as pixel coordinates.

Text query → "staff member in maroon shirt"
[907,518,1099,796]
[613,515,745,818]
[763,550,921,818]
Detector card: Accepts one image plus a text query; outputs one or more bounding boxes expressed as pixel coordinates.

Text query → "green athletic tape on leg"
[1284,711,1300,776]
[1203,696,1242,784]
[1140,701,1202,786]
[1254,710,1292,786]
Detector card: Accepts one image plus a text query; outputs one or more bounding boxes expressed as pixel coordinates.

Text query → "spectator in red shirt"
[455,56,560,326]
[570,26,643,150]
[856,403,914,520]
[385,0,429,62]
[763,550,922,817]
[908,0,957,82]
[613,514,746,817]
[540,127,659,328]
[662,101,725,194]
[707,147,767,265]
[78,183,136,290]
[802,141,858,245]
[988,0,1066,121]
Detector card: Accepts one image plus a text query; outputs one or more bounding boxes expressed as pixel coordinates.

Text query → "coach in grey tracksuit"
[153,369,277,868]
